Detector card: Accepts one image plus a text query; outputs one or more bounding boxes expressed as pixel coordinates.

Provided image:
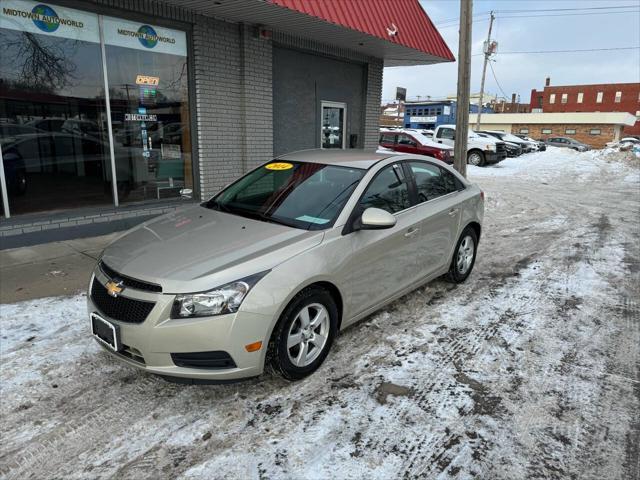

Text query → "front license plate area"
[91,313,120,352]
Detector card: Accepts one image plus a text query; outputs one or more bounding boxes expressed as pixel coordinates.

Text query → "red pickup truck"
[379,129,454,164]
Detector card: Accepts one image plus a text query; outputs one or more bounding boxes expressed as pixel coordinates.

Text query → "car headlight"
[171,271,269,318]
[486,144,496,151]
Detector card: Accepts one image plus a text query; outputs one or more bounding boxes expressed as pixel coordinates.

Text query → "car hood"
[101,205,324,293]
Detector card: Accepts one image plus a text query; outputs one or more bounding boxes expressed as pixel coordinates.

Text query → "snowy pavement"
[1,147,639,479]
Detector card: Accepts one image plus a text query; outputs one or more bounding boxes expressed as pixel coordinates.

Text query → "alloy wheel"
[456,235,475,274]
[468,153,482,166]
[286,303,330,367]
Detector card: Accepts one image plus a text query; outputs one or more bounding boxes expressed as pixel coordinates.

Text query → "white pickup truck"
[432,124,507,166]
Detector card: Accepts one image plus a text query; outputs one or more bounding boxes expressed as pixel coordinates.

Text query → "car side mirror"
[452,133,456,140]
[355,207,397,230]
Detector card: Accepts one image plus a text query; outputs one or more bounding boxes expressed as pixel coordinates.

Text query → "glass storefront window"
[0,1,192,218]
[0,1,112,216]
[103,16,192,202]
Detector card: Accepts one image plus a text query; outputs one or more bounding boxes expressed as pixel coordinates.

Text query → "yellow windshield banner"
[265,162,293,171]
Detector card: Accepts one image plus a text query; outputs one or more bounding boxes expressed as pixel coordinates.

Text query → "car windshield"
[503,133,523,142]
[205,161,364,230]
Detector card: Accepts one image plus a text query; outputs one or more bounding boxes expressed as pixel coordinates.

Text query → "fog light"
[245,341,262,352]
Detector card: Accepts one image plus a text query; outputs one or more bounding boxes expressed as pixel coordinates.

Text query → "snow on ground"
[1,148,639,479]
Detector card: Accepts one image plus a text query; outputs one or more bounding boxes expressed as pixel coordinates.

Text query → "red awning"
[269,0,454,63]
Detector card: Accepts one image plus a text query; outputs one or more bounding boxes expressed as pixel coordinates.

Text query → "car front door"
[435,127,455,147]
[394,133,420,154]
[379,132,397,151]
[406,160,463,277]
[344,162,424,318]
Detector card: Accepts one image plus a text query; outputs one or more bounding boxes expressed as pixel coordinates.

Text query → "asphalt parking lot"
[1,147,638,479]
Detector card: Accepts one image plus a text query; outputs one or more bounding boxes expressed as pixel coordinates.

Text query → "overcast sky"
[381,0,640,104]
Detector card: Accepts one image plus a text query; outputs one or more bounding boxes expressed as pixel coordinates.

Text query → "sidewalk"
[0,233,119,304]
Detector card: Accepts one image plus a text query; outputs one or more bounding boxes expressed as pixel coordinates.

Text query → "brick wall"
[511,123,620,148]
[529,82,640,135]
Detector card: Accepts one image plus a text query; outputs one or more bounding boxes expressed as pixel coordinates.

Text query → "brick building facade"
[530,79,640,136]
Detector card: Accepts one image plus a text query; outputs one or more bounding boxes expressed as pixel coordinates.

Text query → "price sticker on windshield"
[265,162,293,171]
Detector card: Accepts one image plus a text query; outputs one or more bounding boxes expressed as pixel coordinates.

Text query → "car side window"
[441,168,464,193]
[359,164,411,214]
[398,134,417,146]
[379,133,396,144]
[408,161,449,202]
[437,128,454,140]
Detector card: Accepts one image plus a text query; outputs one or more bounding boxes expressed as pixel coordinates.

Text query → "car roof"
[276,149,394,169]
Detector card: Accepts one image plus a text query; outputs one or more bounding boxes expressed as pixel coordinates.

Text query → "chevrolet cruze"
[88,150,484,382]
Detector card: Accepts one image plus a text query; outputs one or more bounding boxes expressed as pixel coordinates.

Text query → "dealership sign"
[102,16,186,56]
[0,0,99,42]
[410,116,438,123]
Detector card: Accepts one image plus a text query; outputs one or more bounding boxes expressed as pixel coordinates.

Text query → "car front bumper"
[484,151,506,164]
[87,271,274,381]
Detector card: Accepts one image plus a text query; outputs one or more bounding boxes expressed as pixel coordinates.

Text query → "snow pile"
[468,146,637,182]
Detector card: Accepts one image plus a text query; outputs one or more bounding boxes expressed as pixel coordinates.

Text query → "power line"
[488,61,508,99]
[476,46,640,55]
[495,4,640,13]
[498,10,639,19]
[435,4,640,26]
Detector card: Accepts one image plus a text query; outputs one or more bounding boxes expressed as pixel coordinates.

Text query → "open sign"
[135,74,159,86]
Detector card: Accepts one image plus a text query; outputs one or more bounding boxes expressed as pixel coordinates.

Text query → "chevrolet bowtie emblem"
[106,279,124,297]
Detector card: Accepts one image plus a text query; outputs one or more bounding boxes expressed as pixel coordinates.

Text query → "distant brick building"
[530,78,640,136]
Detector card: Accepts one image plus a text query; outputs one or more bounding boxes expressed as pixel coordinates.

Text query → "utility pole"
[454,0,473,177]
[475,11,495,130]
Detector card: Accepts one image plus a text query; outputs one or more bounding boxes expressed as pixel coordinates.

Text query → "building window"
[549,94,556,104]
[615,91,622,103]
[577,92,583,103]
[519,128,529,134]
[321,101,346,149]
[565,129,576,135]
[561,93,568,104]
[541,128,552,134]
[0,4,192,217]
[436,108,442,115]
[596,92,603,103]
[589,129,601,135]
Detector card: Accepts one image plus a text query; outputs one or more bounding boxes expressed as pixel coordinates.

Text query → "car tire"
[467,150,485,166]
[445,226,478,283]
[267,287,338,381]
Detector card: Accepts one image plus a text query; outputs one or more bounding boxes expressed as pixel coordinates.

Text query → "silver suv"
[88,150,484,382]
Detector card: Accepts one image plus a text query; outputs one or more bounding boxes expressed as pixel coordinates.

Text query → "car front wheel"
[446,227,478,283]
[467,150,485,166]
[267,287,338,380]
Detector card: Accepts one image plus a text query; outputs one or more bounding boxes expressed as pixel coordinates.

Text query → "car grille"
[99,261,162,293]
[91,279,155,324]
[495,142,508,158]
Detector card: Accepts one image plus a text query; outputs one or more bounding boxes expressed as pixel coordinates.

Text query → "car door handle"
[404,227,420,238]
[448,208,459,216]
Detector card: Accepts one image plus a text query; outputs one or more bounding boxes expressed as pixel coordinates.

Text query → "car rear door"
[405,160,464,277]
[344,162,425,317]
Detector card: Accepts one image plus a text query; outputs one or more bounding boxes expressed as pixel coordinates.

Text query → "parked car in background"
[380,129,454,164]
[476,132,522,157]
[89,150,484,382]
[545,137,591,151]
[478,130,534,154]
[0,123,44,137]
[515,134,546,151]
[432,124,507,166]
